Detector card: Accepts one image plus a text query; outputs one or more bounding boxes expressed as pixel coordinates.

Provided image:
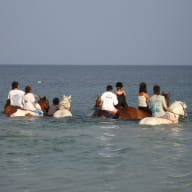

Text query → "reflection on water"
[99,122,120,129]
[97,123,120,158]
[170,127,184,136]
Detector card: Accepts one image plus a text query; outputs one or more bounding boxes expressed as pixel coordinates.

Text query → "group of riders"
[5,80,177,123]
[5,81,60,116]
[97,81,177,123]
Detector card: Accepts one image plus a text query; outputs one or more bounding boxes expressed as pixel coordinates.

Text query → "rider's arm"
[144,93,150,102]
[162,96,172,112]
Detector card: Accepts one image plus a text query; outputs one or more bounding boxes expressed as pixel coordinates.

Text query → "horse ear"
[69,95,71,99]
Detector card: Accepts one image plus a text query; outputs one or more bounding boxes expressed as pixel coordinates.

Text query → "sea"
[0,65,192,192]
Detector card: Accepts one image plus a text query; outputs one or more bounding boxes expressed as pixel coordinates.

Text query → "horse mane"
[170,101,186,108]
[38,96,49,112]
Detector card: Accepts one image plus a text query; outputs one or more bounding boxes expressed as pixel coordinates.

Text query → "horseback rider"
[23,85,43,115]
[7,81,24,108]
[100,85,118,115]
[150,85,177,123]
[48,97,60,116]
[138,82,151,114]
[115,82,128,109]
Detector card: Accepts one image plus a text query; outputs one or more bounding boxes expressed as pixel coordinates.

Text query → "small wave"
[168,172,192,178]
[110,147,131,153]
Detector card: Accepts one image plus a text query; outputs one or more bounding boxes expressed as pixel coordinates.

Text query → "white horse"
[139,101,187,125]
[10,103,44,117]
[53,95,72,118]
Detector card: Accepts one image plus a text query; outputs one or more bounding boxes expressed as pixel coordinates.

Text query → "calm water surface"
[0,65,192,192]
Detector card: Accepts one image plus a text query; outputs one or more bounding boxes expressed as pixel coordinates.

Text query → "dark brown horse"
[3,97,49,117]
[93,93,170,120]
[38,96,49,113]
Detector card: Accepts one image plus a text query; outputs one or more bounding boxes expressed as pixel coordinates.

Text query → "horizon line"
[0,64,191,66]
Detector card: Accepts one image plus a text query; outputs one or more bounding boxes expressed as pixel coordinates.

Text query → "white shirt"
[138,95,147,107]
[101,91,118,111]
[23,93,36,111]
[8,89,24,107]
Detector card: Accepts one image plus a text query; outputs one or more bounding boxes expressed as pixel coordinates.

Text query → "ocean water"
[0,65,192,192]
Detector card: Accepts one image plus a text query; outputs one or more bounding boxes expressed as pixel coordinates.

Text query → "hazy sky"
[0,0,192,65]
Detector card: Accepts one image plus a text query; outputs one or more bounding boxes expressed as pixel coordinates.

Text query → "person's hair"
[116,82,123,88]
[153,85,160,94]
[53,97,60,105]
[139,82,147,93]
[12,81,19,89]
[25,85,32,93]
[106,85,113,91]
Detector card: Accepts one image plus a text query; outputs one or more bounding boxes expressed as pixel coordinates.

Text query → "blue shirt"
[150,95,167,117]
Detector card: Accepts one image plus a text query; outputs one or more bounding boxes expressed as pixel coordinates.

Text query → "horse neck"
[60,99,71,110]
[169,102,183,118]
[95,96,102,107]
[38,101,49,112]
[63,104,70,110]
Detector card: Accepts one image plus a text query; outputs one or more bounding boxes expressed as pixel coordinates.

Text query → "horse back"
[118,106,151,120]
[4,105,22,117]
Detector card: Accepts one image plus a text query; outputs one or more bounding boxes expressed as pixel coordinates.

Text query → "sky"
[0,0,192,65]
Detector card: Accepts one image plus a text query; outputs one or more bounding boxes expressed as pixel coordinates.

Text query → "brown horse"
[3,99,22,117]
[93,93,170,120]
[92,96,151,120]
[117,106,151,119]
[38,96,49,113]
[3,97,49,117]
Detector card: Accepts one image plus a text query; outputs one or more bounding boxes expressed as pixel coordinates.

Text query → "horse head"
[169,101,187,118]
[59,95,71,111]
[38,96,49,112]
[95,95,102,108]
[162,92,170,106]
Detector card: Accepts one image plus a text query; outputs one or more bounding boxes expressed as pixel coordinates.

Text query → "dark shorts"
[138,106,152,114]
